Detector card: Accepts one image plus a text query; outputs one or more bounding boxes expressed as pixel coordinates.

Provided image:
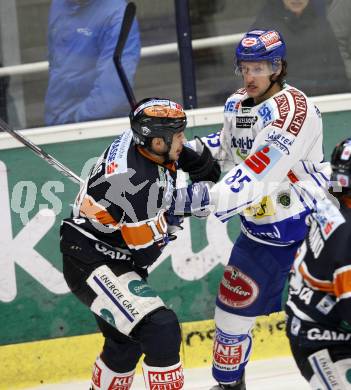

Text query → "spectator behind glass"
[251,0,349,96]
[45,0,141,126]
[328,0,351,88]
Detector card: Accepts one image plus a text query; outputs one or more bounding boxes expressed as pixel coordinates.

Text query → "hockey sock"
[142,360,184,389]
[91,355,135,390]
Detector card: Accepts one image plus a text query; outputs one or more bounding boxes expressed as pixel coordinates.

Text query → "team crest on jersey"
[218,265,259,308]
[277,191,291,208]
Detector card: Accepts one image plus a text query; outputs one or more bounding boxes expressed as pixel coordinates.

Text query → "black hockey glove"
[178,136,221,183]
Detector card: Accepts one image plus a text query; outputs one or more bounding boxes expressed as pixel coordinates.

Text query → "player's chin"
[246,86,259,96]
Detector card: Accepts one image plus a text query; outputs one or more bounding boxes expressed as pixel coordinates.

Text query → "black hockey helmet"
[129,98,187,147]
[331,137,351,190]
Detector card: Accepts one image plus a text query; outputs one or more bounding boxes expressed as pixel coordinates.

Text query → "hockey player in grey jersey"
[286,138,351,389]
[60,97,220,390]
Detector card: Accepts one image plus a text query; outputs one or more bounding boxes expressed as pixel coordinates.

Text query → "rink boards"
[1,314,287,389]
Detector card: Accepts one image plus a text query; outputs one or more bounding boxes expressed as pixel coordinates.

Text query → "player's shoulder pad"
[224,88,247,114]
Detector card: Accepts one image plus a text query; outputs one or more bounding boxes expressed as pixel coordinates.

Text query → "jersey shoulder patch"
[105,130,133,177]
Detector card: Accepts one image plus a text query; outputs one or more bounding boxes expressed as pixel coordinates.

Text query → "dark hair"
[273,59,288,88]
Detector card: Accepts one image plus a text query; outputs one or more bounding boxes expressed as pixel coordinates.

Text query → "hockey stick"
[0,3,137,185]
[0,117,83,184]
[113,1,137,109]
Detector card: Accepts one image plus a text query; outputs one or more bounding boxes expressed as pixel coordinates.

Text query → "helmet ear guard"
[129,98,187,147]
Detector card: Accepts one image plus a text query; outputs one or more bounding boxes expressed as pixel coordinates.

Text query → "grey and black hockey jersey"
[61,129,177,268]
[286,199,351,346]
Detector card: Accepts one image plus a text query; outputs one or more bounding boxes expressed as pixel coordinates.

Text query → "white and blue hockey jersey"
[204,85,331,246]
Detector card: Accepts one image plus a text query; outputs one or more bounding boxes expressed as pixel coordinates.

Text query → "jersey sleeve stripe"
[120,215,167,249]
[298,262,334,293]
[334,267,351,299]
[312,163,329,184]
[121,224,155,248]
[79,195,119,226]
[301,161,322,187]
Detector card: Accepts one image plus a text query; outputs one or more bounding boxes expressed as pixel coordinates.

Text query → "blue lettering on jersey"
[224,99,240,113]
[265,130,295,155]
[258,103,273,126]
[206,132,221,148]
[231,136,254,150]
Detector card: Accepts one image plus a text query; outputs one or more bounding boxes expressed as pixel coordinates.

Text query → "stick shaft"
[0,118,83,184]
[113,2,137,109]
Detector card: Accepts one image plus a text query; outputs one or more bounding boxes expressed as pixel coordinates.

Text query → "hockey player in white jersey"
[197,30,332,389]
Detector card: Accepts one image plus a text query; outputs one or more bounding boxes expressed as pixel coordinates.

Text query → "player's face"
[239,61,280,103]
[168,131,186,161]
[283,0,309,16]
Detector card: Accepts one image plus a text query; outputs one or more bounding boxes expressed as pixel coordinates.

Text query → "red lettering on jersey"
[244,146,271,174]
[272,94,290,129]
[287,89,307,136]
